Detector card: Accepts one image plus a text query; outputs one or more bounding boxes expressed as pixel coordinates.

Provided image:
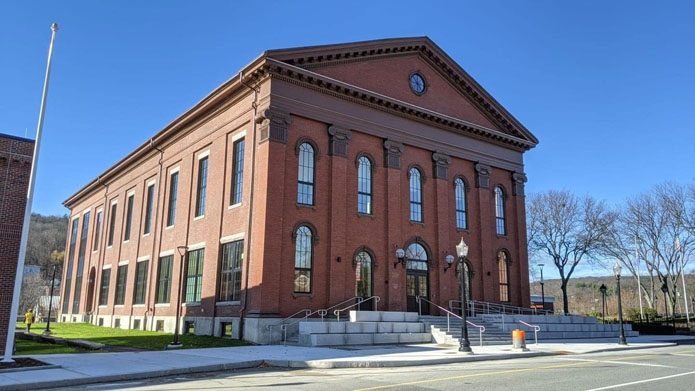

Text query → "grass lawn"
[15,339,93,355]
[17,322,249,351]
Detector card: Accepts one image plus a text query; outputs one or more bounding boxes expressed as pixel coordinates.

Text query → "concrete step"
[350,311,420,323]
[300,332,432,347]
[299,321,424,335]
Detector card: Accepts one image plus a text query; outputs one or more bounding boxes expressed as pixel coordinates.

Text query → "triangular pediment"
[266,37,538,146]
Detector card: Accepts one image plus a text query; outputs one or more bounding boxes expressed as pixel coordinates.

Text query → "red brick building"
[60,37,538,343]
[0,134,34,350]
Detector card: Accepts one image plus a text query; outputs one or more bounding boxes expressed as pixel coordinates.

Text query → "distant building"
[0,133,34,350]
[60,37,538,343]
[530,294,554,312]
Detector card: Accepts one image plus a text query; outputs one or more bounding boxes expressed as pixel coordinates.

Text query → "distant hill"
[530,274,695,317]
[25,213,68,277]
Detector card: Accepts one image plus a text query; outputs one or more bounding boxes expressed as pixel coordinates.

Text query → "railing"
[416,296,485,347]
[334,296,380,321]
[318,297,360,319]
[518,320,540,345]
[449,299,552,316]
[267,297,365,345]
[266,309,312,345]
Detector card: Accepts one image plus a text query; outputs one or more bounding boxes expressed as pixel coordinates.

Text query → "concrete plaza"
[0,335,692,390]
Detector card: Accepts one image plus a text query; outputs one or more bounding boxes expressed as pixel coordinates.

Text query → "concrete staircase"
[421,315,512,346]
[298,311,431,347]
[485,314,639,340]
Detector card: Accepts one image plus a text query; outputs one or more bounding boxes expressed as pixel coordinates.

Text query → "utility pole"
[2,23,59,362]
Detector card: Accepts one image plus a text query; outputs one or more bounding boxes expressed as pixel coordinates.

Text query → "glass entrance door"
[405,243,429,314]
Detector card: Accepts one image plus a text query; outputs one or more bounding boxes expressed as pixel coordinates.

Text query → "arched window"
[498,250,510,302]
[495,186,506,235]
[354,251,372,298]
[454,178,467,229]
[294,226,313,293]
[357,156,372,214]
[409,168,423,222]
[405,243,428,271]
[297,143,315,205]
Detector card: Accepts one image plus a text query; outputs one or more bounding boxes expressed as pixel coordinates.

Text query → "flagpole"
[635,234,644,321]
[2,23,58,363]
[677,238,690,328]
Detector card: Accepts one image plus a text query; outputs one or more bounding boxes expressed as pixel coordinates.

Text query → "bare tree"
[19,273,47,321]
[527,190,613,314]
[601,208,657,311]
[623,183,693,315]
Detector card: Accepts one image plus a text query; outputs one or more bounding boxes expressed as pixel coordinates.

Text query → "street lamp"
[660,282,676,330]
[613,262,627,345]
[168,245,188,349]
[42,265,58,336]
[393,248,405,269]
[660,282,668,319]
[455,238,473,354]
[538,264,545,314]
[599,283,607,324]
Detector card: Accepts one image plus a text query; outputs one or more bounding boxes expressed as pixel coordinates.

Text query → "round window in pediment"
[409,72,426,95]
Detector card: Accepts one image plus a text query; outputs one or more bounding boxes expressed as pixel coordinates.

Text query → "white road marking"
[670,353,695,357]
[585,371,695,391]
[558,357,675,368]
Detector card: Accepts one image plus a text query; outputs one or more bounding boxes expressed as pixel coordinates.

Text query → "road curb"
[0,360,264,391]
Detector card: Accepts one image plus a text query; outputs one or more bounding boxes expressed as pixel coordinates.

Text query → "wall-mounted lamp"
[443,254,455,273]
[393,248,405,269]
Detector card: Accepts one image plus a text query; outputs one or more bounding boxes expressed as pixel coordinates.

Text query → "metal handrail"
[266,309,312,344]
[318,296,360,319]
[518,320,540,345]
[416,296,485,347]
[276,296,362,345]
[449,299,552,316]
[333,296,380,321]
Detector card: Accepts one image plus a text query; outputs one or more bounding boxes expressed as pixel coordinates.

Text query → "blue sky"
[2,1,694,278]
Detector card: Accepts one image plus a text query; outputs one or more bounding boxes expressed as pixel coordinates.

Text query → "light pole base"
[166,343,183,349]
[41,330,52,336]
[458,346,474,354]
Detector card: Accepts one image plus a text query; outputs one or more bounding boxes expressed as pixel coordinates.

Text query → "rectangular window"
[93,210,102,251]
[156,255,173,304]
[115,264,128,305]
[167,172,178,227]
[72,211,90,314]
[62,218,79,313]
[99,268,111,306]
[231,139,245,205]
[219,240,243,302]
[195,157,208,217]
[124,194,134,241]
[133,260,148,305]
[107,203,117,247]
[185,248,204,303]
[143,183,155,235]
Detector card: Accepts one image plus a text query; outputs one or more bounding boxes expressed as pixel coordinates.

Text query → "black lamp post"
[42,265,57,336]
[455,238,472,353]
[168,245,188,349]
[538,264,545,314]
[660,282,668,319]
[661,282,676,330]
[613,263,627,345]
[599,283,607,324]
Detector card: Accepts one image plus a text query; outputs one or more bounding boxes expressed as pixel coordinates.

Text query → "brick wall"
[0,134,34,351]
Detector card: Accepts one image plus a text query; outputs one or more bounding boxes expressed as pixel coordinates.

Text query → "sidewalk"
[0,335,691,391]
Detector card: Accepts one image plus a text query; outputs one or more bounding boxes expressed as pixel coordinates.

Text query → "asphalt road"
[72,345,695,391]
